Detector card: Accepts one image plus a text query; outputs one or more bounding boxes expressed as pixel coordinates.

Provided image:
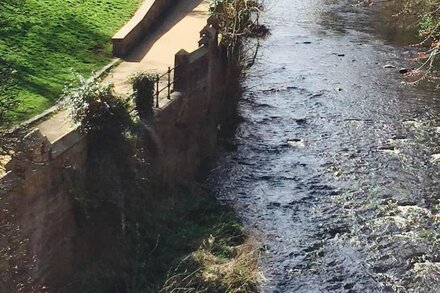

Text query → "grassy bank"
[62,133,261,292]
[66,181,261,292]
[159,188,261,293]
[0,0,142,126]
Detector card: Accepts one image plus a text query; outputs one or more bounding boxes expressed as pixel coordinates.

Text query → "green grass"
[0,0,142,126]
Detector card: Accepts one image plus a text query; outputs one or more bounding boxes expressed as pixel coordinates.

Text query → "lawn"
[0,0,142,127]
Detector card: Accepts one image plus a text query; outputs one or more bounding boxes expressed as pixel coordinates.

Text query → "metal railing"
[154,66,178,108]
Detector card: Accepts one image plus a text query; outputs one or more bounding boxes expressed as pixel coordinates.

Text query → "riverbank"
[64,177,260,292]
[370,0,440,84]
[56,50,261,291]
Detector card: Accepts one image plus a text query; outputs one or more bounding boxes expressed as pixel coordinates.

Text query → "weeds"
[211,0,268,69]
[382,0,440,84]
[61,74,260,291]
[161,228,261,293]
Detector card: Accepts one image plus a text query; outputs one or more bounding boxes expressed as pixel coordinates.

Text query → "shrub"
[132,73,155,120]
[64,75,131,136]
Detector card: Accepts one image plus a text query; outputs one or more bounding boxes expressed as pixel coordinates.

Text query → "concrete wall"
[112,0,173,57]
[0,20,230,292]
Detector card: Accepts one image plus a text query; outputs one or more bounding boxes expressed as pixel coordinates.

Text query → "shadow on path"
[124,0,206,62]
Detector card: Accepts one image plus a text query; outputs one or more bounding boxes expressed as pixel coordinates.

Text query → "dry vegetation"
[211,0,268,68]
[386,0,440,83]
[162,233,261,293]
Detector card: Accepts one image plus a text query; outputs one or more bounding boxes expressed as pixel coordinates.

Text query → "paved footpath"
[103,0,209,98]
[36,0,209,144]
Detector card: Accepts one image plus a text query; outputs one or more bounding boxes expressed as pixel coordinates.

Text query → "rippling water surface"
[209,0,440,292]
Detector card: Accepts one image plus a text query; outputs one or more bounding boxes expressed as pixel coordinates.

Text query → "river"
[208,0,440,292]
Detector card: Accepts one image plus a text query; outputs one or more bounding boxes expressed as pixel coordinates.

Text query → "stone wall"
[0,128,87,292]
[112,0,173,57]
[155,26,228,182]
[0,20,231,292]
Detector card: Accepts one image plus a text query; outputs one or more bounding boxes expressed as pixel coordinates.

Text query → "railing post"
[167,66,171,99]
[174,49,189,92]
[155,74,160,108]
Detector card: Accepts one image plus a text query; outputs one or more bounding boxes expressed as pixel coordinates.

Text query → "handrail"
[154,66,178,108]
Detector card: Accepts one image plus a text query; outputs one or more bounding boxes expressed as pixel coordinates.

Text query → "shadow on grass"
[0,1,118,124]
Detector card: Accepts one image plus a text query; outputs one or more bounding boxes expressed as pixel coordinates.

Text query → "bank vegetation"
[58,0,268,292]
[384,0,440,82]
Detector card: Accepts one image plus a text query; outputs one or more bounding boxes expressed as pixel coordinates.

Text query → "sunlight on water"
[210,0,440,291]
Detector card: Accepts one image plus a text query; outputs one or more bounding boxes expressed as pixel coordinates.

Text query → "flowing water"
[209,0,440,292]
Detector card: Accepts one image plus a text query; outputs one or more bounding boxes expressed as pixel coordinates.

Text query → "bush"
[64,75,131,136]
[132,73,155,120]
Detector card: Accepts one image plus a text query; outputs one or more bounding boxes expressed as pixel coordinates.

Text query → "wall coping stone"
[113,0,155,40]
[112,0,173,57]
[7,58,121,135]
